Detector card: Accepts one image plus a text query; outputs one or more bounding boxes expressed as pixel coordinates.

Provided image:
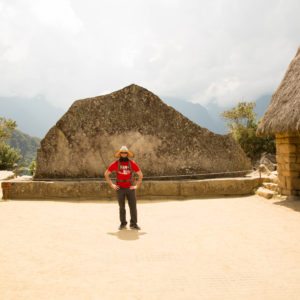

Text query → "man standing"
[104,146,143,230]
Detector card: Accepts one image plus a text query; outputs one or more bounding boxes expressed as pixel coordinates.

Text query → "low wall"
[1,177,262,200]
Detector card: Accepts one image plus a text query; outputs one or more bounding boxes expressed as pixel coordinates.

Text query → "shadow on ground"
[107,230,147,241]
[273,196,300,212]
[0,195,245,204]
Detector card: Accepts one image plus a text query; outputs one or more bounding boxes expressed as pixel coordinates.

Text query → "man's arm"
[104,169,119,190]
[130,170,143,190]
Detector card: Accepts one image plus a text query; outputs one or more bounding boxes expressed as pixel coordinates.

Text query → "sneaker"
[118,223,127,230]
[130,224,141,230]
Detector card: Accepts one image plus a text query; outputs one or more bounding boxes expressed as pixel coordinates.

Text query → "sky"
[0,0,299,109]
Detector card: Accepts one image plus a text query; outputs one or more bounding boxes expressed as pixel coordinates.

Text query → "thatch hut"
[257,47,300,197]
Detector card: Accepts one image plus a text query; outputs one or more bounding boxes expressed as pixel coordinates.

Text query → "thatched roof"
[257,47,300,136]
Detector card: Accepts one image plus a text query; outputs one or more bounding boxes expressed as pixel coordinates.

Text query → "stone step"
[260,175,279,185]
[269,175,279,184]
[256,187,275,199]
[262,182,279,192]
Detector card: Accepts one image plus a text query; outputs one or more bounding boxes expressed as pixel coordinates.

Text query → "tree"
[8,129,40,166]
[221,102,275,161]
[0,117,17,142]
[0,117,21,170]
[29,160,36,175]
[0,142,21,169]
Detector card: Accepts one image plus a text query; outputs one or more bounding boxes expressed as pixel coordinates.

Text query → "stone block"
[269,174,279,184]
[277,143,297,154]
[280,188,292,196]
[278,175,286,189]
[289,178,300,189]
[275,155,284,164]
[277,161,284,170]
[138,181,180,197]
[276,163,284,173]
[34,84,252,179]
[262,182,279,192]
[180,178,260,197]
[284,163,300,172]
[289,163,300,171]
[276,136,300,144]
[276,133,300,139]
[256,187,274,199]
[281,170,300,177]
[285,179,294,190]
[291,190,300,196]
[277,154,297,163]
[276,133,290,139]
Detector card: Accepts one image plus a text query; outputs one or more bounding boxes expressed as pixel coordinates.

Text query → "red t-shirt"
[108,160,140,188]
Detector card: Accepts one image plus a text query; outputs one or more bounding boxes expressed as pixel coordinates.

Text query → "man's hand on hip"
[111,184,120,190]
[129,185,137,190]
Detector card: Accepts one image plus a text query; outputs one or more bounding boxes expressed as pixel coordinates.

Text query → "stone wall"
[1,177,262,200]
[276,133,300,196]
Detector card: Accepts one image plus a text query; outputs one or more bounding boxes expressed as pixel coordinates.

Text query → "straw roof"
[257,47,300,136]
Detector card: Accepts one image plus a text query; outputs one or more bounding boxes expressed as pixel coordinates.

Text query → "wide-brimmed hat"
[114,145,134,158]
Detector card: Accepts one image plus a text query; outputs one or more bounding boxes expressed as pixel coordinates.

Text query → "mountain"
[163,97,226,134]
[163,95,271,134]
[0,95,65,138]
[254,94,271,120]
[203,99,228,134]
[203,95,272,133]
[0,93,272,138]
[7,129,41,166]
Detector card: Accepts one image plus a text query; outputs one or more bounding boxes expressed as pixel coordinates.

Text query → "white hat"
[114,145,134,158]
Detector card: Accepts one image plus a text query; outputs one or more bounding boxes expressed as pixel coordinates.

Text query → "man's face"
[120,152,128,158]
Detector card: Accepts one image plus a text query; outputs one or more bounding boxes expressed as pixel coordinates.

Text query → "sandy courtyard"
[1,195,300,300]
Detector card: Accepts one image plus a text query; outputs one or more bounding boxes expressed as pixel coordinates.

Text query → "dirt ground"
[1,195,300,300]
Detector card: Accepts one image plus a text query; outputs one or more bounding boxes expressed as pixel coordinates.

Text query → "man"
[104,146,143,230]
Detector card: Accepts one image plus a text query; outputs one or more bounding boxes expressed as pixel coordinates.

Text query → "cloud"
[0,0,299,109]
[29,0,83,34]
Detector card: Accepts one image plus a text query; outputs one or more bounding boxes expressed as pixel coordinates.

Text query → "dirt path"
[1,195,300,300]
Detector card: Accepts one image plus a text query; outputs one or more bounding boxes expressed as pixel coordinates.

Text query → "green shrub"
[221,102,275,161]
[29,160,36,175]
[0,142,21,170]
[0,116,21,169]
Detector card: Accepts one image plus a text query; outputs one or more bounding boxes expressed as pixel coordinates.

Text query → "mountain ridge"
[7,129,41,166]
[1,92,271,138]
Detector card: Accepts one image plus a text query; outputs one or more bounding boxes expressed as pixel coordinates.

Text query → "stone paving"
[1,195,300,299]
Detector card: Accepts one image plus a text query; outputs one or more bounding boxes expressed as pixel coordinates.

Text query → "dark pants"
[117,188,138,225]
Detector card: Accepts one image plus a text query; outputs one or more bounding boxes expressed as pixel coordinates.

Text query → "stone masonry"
[276,133,300,196]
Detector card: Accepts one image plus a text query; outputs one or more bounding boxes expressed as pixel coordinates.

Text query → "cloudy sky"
[0,0,299,109]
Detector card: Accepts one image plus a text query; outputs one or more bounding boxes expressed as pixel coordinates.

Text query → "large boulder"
[35,84,251,179]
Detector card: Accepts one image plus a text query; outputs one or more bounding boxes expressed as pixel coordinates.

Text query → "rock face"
[35,84,251,179]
